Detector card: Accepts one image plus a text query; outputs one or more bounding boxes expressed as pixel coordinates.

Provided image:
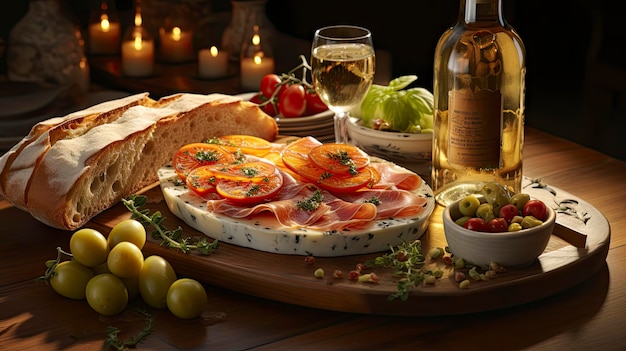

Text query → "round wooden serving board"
[92,177,610,316]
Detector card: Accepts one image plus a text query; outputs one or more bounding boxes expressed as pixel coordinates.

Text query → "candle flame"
[252,33,261,46]
[134,13,142,27]
[171,27,182,41]
[134,35,143,50]
[210,46,219,57]
[100,14,110,31]
[254,55,263,65]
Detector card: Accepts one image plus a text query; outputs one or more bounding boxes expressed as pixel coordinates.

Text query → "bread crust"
[1,92,278,230]
[0,93,151,209]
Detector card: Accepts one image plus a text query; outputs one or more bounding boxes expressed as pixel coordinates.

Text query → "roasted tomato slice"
[282,147,374,193]
[216,169,284,204]
[207,161,276,182]
[207,135,273,156]
[185,166,218,197]
[308,143,369,175]
[173,143,236,181]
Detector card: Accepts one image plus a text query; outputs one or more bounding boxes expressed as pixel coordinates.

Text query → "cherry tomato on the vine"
[262,102,277,116]
[260,74,282,99]
[278,84,307,117]
[305,91,328,115]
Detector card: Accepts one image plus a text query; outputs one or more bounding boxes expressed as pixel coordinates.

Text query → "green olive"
[85,273,128,316]
[510,193,531,212]
[166,278,208,319]
[139,255,177,309]
[521,215,543,229]
[69,228,109,268]
[50,260,94,300]
[455,216,471,227]
[476,203,495,222]
[458,195,481,217]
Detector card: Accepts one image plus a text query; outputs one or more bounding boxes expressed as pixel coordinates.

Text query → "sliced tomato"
[173,143,236,181]
[308,143,369,175]
[282,148,374,193]
[207,161,276,182]
[208,135,273,156]
[185,166,218,197]
[315,166,376,193]
[216,170,283,204]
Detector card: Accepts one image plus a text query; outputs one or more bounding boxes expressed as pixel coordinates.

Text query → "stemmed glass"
[311,25,376,144]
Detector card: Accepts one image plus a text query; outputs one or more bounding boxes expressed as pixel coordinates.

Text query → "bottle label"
[448,89,502,168]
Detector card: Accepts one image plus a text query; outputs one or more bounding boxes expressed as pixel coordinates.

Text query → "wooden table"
[1,127,624,350]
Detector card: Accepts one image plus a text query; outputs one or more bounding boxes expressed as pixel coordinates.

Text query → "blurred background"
[0,0,623,161]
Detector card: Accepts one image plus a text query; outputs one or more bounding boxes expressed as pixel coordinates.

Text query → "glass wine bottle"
[432,0,526,206]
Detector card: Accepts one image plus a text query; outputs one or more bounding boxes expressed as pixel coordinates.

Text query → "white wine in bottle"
[432,0,526,206]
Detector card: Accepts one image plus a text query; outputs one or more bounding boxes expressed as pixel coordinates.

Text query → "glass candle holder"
[88,0,121,55]
[240,24,274,91]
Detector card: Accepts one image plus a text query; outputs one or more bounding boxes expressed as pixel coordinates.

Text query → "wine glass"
[311,25,375,144]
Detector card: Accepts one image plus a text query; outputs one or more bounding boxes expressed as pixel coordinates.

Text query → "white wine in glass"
[311,25,375,143]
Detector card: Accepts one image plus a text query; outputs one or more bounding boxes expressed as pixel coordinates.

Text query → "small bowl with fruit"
[346,75,434,164]
[442,183,556,267]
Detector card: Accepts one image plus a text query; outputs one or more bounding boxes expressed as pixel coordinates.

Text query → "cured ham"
[186,136,429,232]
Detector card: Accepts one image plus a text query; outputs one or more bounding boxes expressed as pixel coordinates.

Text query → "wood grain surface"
[1,127,624,350]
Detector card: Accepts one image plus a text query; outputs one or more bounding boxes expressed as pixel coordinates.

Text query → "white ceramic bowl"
[442,196,556,267]
[346,117,432,164]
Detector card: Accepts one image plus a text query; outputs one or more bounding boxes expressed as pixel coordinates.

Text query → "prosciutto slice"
[205,170,378,231]
[202,137,428,232]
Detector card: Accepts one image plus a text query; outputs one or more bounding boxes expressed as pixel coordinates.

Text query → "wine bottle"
[432,0,526,205]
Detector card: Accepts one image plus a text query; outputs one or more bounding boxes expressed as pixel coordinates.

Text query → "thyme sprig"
[365,240,426,301]
[105,308,154,350]
[121,195,218,254]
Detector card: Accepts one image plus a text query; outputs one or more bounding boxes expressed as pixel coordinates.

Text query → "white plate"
[235,92,334,128]
[158,160,435,257]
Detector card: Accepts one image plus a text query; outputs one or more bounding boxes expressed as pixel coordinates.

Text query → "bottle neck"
[460,0,503,24]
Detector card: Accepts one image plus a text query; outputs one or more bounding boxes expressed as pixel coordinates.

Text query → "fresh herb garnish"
[105,308,154,350]
[122,195,218,254]
[365,240,426,301]
[364,196,380,205]
[241,166,259,177]
[327,150,357,175]
[246,184,261,197]
[297,190,324,211]
[195,150,220,162]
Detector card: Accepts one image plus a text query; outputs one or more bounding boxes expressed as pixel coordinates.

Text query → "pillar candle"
[198,46,229,79]
[122,35,154,77]
[240,55,275,90]
[88,16,121,54]
[159,27,194,63]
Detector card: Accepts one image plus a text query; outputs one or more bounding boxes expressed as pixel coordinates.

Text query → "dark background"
[1,0,623,161]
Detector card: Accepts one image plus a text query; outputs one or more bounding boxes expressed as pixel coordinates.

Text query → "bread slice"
[0,92,278,230]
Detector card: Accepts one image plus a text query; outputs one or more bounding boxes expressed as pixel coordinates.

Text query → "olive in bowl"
[442,196,556,267]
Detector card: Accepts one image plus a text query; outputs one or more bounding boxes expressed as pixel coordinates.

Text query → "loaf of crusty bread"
[0,92,278,230]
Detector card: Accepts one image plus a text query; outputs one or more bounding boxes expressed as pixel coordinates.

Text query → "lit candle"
[88,14,121,54]
[240,54,275,90]
[159,27,194,63]
[198,46,229,79]
[122,33,154,77]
